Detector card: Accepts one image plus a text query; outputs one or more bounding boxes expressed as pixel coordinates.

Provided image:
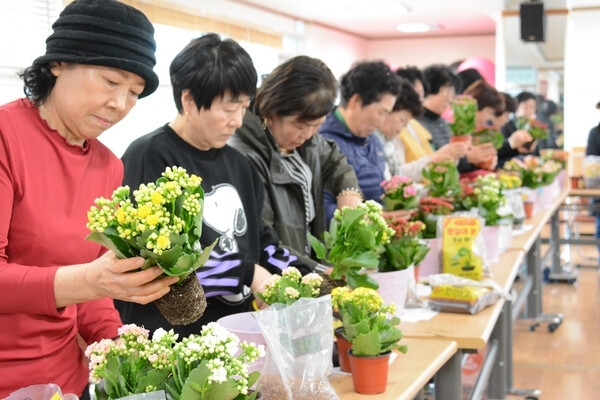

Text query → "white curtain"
[0,0,62,104]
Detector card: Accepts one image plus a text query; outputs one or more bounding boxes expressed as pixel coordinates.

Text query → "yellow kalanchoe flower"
[86,166,216,283]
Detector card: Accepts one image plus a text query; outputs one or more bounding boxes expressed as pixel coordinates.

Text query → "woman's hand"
[251,264,272,310]
[509,129,535,153]
[54,251,179,308]
[434,141,469,161]
[383,209,414,221]
[466,142,497,165]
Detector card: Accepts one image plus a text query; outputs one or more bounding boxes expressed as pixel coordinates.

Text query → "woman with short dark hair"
[230,55,362,269]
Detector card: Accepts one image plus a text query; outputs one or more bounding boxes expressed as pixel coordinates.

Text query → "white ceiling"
[168,0,585,71]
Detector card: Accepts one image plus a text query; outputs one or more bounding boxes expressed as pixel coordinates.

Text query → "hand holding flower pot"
[86,166,217,325]
[515,116,549,150]
[449,95,477,140]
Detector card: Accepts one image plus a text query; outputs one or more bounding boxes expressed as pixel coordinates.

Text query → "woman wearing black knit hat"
[0,1,175,398]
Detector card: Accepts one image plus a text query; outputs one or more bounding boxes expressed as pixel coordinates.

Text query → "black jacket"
[230,111,359,269]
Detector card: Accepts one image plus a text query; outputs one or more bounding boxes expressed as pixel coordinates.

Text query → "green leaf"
[191,239,218,272]
[135,369,170,392]
[352,331,382,357]
[308,234,327,259]
[86,231,135,259]
[162,252,196,276]
[180,364,209,400]
[346,269,379,290]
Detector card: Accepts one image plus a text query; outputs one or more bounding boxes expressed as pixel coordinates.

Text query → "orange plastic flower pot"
[450,135,472,144]
[348,351,391,394]
[335,328,352,373]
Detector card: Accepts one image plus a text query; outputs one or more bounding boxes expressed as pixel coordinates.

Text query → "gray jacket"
[230,111,359,269]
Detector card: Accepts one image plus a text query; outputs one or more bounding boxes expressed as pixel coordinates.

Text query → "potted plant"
[86,166,217,325]
[380,218,428,278]
[471,125,504,170]
[252,267,339,399]
[515,116,549,150]
[255,266,323,306]
[448,95,477,142]
[414,196,455,239]
[471,174,512,259]
[165,323,263,400]
[379,175,419,212]
[309,200,395,290]
[375,218,429,314]
[85,323,264,400]
[331,287,408,394]
[421,157,462,200]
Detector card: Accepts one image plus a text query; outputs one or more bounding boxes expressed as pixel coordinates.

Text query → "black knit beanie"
[34,0,159,98]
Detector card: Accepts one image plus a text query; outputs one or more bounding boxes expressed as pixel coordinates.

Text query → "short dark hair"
[392,78,423,117]
[254,56,337,122]
[20,64,56,106]
[170,33,257,112]
[423,64,460,96]
[339,61,401,107]
[515,91,536,105]
[395,66,429,94]
[463,79,503,114]
[457,68,484,94]
[497,92,517,116]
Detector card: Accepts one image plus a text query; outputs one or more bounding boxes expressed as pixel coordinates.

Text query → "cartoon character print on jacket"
[203,183,250,304]
[204,183,248,252]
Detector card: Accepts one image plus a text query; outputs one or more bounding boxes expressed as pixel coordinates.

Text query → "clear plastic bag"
[427,273,506,314]
[254,296,339,400]
[583,155,600,188]
[6,384,79,400]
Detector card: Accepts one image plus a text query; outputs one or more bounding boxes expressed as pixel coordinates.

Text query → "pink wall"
[366,35,496,69]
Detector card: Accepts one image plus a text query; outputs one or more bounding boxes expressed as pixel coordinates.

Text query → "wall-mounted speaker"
[520,2,546,42]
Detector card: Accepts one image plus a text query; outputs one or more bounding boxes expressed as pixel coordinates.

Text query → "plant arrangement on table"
[86,166,217,325]
[331,286,408,394]
[421,157,462,199]
[379,175,419,212]
[502,156,562,189]
[540,149,568,170]
[472,174,511,226]
[413,196,455,239]
[497,172,523,190]
[253,267,339,400]
[85,323,264,400]
[379,219,429,273]
[448,95,477,141]
[309,200,395,290]
[256,267,323,306]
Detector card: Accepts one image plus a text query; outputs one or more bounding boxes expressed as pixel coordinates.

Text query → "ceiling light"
[396,22,431,33]
[349,1,409,17]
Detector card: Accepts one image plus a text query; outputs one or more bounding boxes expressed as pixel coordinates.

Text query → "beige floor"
[507,242,600,400]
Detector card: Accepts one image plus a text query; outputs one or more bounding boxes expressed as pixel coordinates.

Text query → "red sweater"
[0,99,123,397]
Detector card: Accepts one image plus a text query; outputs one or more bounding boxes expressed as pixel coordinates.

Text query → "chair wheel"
[548,323,559,332]
[529,323,539,331]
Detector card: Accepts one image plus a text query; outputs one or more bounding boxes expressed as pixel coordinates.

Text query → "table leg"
[525,237,542,319]
[488,301,508,399]
[434,350,462,400]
